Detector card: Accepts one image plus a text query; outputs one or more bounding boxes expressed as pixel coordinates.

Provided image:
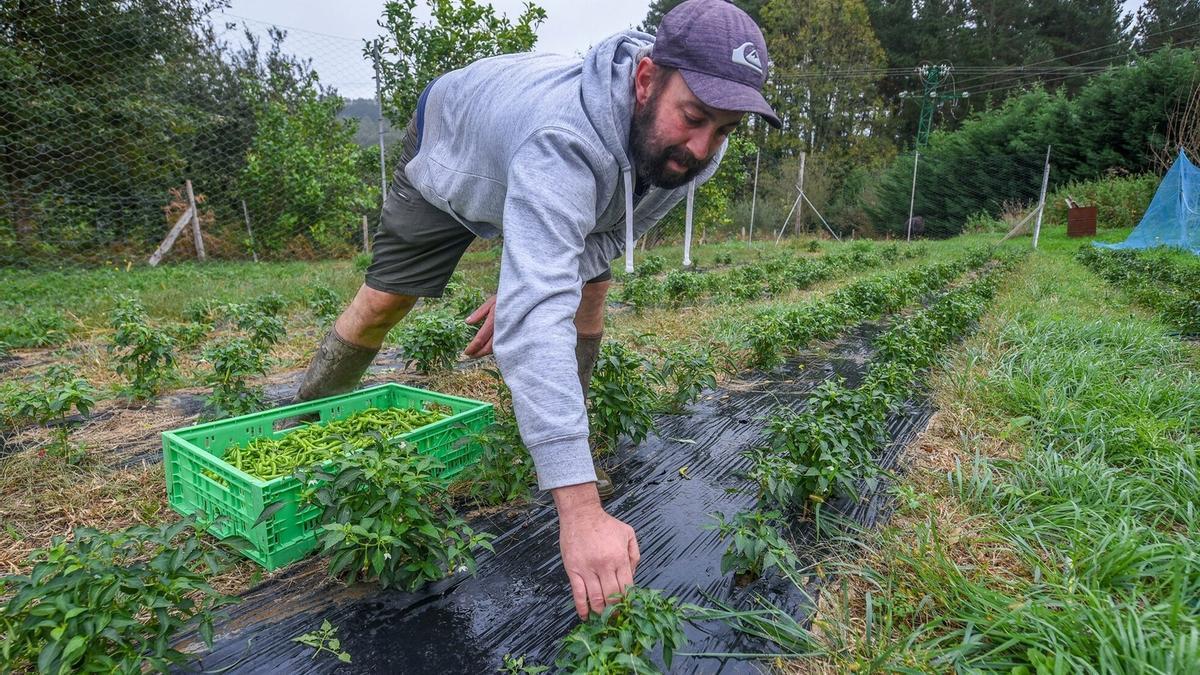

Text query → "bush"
[298,435,493,590]
[108,296,177,400]
[393,311,473,374]
[0,517,236,673]
[201,338,270,419]
[1045,173,1159,230]
[239,91,377,256]
[0,308,70,348]
[588,343,658,450]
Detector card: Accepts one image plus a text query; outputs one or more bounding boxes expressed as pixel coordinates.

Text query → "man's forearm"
[552,482,605,522]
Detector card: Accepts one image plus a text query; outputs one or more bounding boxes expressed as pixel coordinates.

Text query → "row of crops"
[1,240,1012,672]
[1076,246,1200,335]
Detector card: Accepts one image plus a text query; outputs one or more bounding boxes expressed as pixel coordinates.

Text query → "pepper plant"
[588,342,658,450]
[201,337,270,419]
[393,310,473,373]
[0,307,70,348]
[292,619,352,664]
[655,343,716,413]
[108,295,177,400]
[708,509,800,582]
[465,412,536,505]
[555,586,688,674]
[297,435,494,590]
[0,516,237,674]
[0,365,96,462]
[308,285,343,325]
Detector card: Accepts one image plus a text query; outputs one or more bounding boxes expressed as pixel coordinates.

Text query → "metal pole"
[776,191,802,243]
[794,151,806,237]
[1032,145,1052,249]
[749,148,760,244]
[683,183,694,266]
[374,58,388,204]
[241,199,258,263]
[906,151,920,242]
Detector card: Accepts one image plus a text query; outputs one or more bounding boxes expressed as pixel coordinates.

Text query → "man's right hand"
[553,482,640,619]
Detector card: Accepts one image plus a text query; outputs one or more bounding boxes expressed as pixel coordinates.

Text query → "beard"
[629,89,714,189]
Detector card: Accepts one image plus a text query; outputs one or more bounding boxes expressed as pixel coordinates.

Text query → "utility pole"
[900,64,969,148]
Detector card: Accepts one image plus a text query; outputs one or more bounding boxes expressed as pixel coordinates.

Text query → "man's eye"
[684,115,702,126]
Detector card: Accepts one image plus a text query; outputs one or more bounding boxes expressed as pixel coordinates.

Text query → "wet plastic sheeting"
[190,326,933,674]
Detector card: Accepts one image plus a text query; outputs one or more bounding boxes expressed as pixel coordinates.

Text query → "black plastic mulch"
[184,324,933,674]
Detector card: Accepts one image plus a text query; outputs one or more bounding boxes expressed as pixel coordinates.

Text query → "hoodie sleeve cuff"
[528,435,597,491]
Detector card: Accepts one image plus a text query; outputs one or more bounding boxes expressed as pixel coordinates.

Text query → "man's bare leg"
[294,285,419,402]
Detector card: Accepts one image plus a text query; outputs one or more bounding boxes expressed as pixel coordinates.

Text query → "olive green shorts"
[364,120,611,298]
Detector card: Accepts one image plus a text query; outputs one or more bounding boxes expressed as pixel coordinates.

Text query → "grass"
[799,229,1200,672]
[0,234,956,587]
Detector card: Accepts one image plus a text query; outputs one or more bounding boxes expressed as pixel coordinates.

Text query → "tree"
[1135,0,1200,50]
[367,0,547,126]
[639,0,768,34]
[760,0,889,159]
[239,89,377,257]
[0,0,225,258]
[868,46,1200,238]
[865,0,1132,147]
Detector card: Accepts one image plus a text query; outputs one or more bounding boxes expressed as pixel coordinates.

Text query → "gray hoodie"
[404,31,726,490]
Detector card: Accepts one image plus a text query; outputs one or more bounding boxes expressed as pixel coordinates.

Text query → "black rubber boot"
[294,328,380,403]
[577,332,614,500]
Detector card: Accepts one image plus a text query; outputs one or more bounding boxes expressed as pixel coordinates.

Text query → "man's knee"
[352,285,418,326]
[576,279,610,334]
[336,285,418,345]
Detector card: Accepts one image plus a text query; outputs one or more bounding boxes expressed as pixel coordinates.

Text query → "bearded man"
[293,0,780,619]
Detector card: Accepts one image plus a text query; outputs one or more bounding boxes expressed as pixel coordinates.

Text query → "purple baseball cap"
[651,0,781,129]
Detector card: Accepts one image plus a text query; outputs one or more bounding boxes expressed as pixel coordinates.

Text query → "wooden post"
[241,199,259,263]
[185,179,205,261]
[362,215,371,253]
[794,151,806,237]
[147,207,194,267]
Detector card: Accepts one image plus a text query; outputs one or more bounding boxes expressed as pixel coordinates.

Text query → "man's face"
[630,63,744,189]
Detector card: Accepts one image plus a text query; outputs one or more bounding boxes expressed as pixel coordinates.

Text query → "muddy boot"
[577,332,615,500]
[294,328,380,403]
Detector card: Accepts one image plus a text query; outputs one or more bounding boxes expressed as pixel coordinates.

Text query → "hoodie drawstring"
[624,168,635,274]
[683,180,695,267]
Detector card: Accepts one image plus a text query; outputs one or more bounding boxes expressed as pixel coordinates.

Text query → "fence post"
[749,148,760,245]
[905,151,920,242]
[794,151,806,237]
[240,199,258,263]
[362,215,371,253]
[185,179,205,261]
[1033,145,1052,249]
[374,57,388,209]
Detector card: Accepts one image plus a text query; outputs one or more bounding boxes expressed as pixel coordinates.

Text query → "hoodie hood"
[581,30,698,272]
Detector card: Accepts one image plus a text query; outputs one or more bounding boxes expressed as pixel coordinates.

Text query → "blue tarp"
[1096,149,1200,254]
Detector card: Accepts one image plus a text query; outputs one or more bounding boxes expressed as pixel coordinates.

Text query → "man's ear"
[634,57,656,107]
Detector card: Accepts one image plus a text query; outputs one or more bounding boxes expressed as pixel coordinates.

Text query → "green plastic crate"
[162,383,493,570]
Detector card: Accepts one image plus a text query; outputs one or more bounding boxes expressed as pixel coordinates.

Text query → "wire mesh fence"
[2,2,1050,269]
[1,4,388,267]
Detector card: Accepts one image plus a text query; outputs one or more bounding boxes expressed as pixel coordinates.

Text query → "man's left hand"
[464,294,497,358]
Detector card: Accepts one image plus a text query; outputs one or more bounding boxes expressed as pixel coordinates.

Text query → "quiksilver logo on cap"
[732,42,762,76]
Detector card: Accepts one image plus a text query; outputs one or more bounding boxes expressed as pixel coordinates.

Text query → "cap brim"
[678,68,782,129]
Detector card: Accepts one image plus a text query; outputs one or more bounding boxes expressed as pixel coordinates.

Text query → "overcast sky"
[217,1,652,98]
[216,0,1146,99]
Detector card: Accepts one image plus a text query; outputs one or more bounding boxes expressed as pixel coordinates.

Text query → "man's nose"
[685,129,720,164]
